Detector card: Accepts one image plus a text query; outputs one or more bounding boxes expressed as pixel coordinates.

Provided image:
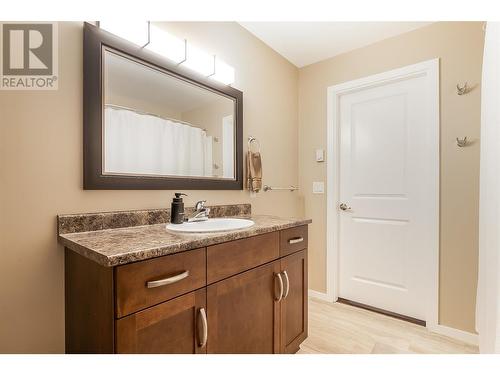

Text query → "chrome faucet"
[188,200,211,222]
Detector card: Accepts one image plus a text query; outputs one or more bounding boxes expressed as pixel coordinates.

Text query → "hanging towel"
[246,150,262,192]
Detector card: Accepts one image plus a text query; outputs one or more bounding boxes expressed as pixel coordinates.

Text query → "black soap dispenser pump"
[171,193,187,224]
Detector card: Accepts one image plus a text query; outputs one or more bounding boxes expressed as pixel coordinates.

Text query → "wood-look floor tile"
[298,298,478,354]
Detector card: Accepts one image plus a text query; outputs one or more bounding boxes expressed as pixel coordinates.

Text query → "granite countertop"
[58,212,311,267]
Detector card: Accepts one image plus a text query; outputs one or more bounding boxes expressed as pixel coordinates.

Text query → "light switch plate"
[315,149,325,162]
[313,181,325,194]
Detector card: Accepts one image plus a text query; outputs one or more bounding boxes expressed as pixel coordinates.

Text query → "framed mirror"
[83,22,243,189]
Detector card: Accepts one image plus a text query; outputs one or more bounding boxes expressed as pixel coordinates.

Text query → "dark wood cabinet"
[207,232,279,284]
[115,247,206,318]
[280,250,308,353]
[65,226,309,354]
[116,289,207,354]
[280,225,308,257]
[206,260,281,353]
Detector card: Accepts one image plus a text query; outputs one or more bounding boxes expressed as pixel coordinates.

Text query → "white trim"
[326,59,440,329]
[308,289,331,302]
[430,324,479,346]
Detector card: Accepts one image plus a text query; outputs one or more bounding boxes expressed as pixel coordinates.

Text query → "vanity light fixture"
[202,54,235,85]
[98,21,149,48]
[181,43,216,77]
[207,55,217,77]
[146,24,187,64]
[98,21,235,85]
[210,57,235,85]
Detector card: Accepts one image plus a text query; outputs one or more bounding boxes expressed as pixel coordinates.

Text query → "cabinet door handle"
[146,270,189,288]
[198,307,208,348]
[275,273,284,302]
[288,237,304,244]
[282,270,290,299]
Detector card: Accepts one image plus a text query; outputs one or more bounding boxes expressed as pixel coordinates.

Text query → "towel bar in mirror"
[263,185,299,192]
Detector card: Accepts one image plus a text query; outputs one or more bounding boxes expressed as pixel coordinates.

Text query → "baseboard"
[308,289,332,302]
[428,324,478,346]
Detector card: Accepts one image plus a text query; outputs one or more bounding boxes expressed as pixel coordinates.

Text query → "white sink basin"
[166,218,255,233]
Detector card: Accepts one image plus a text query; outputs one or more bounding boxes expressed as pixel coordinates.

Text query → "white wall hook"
[457,82,470,95]
[456,137,468,147]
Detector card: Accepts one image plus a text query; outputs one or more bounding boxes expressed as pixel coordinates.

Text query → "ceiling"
[239,22,433,67]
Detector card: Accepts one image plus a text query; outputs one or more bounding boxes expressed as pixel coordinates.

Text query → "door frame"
[325,59,440,329]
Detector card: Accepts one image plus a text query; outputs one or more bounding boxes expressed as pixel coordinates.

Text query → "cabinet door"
[116,289,207,354]
[280,250,308,353]
[207,260,281,353]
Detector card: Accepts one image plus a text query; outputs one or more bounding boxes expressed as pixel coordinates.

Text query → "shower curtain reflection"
[104,107,214,177]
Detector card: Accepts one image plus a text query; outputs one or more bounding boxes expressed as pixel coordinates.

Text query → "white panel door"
[337,63,438,321]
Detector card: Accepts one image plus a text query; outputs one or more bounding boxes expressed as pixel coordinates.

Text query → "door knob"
[339,203,351,211]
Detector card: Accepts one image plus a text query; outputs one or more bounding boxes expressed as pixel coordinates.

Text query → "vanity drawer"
[115,248,206,318]
[280,225,308,256]
[207,232,279,284]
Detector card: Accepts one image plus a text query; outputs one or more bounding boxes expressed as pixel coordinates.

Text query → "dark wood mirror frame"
[83,22,243,190]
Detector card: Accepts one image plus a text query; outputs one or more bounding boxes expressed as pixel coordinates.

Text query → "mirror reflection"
[103,49,236,179]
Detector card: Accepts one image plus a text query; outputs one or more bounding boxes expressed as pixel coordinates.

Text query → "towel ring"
[248,136,261,153]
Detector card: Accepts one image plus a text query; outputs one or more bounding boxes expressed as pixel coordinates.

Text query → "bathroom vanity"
[72,25,311,354]
[58,204,311,354]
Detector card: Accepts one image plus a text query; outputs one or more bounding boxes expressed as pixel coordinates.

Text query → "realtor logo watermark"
[0,22,58,90]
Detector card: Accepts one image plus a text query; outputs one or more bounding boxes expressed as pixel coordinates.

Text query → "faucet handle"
[195,200,207,210]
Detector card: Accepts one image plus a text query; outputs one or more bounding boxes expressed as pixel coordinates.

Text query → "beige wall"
[298,22,484,333]
[0,21,300,353]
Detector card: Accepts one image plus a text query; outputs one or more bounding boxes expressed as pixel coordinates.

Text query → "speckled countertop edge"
[57,204,251,235]
[58,215,312,267]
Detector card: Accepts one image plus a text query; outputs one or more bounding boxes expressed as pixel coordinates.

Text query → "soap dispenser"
[170,193,187,224]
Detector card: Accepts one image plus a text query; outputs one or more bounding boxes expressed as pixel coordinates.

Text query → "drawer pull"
[198,308,208,348]
[275,273,284,302]
[288,237,304,244]
[282,270,290,299]
[146,270,190,288]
